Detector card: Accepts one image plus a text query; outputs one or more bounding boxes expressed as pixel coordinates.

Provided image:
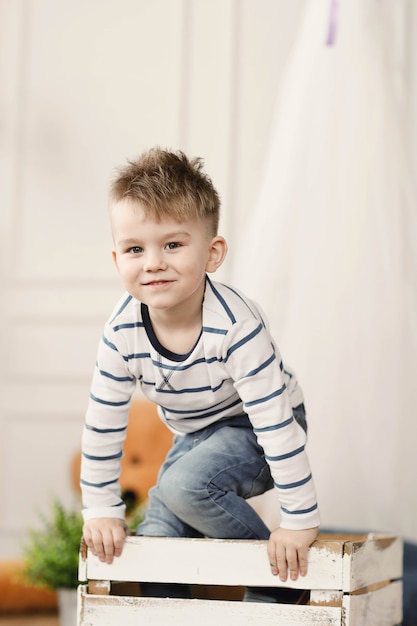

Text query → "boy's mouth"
[144,280,173,287]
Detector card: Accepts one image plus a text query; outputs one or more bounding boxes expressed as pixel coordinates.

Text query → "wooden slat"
[82,535,345,590]
[309,589,343,607]
[342,535,403,592]
[88,580,111,595]
[77,585,342,626]
[78,535,403,626]
[342,580,402,626]
[81,534,402,593]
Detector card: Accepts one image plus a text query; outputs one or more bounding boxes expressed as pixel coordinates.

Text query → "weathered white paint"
[82,535,343,590]
[77,586,343,626]
[309,589,343,606]
[81,534,402,592]
[342,580,402,626]
[78,535,403,626]
[341,534,403,592]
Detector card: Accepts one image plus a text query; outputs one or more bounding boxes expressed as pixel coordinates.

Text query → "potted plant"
[22,497,146,626]
[22,499,83,626]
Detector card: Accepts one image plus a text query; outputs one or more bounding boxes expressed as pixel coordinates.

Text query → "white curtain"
[233,0,417,541]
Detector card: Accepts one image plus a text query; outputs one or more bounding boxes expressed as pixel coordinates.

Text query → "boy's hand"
[83,518,128,564]
[267,526,319,582]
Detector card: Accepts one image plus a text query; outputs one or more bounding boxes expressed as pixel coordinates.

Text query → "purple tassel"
[326,0,340,46]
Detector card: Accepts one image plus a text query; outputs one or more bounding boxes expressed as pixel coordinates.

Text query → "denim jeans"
[137,406,306,540]
[136,407,307,599]
[136,414,276,541]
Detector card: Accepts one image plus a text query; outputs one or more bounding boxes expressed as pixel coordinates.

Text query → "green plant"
[126,501,146,530]
[22,499,83,590]
[22,498,146,591]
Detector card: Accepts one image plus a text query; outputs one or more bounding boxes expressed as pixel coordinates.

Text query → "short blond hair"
[110,147,220,236]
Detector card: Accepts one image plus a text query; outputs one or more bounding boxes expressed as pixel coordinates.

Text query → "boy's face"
[111,199,226,314]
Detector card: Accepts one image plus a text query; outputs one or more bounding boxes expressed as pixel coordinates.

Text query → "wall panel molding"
[0,0,310,557]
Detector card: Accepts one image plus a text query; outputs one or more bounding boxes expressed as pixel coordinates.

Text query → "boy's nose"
[143,250,166,271]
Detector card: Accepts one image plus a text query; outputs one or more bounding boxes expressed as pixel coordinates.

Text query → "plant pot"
[58,588,77,626]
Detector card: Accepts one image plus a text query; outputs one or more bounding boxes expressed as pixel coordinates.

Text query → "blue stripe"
[274,473,312,490]
[113,322,145,332]
[244,384,286,408]
[98,366,134,383]
[126,352,151,360]
[208,278,236,324]
[152,356,222,371]
[102,336,150,363]
[102,335,118,352]
[80,478,119,488]
[162,398,242,420]
[141,380,156,388]
[160,396,240,416]
[82,450,123,461]
[90,393,130,407]
[109,295,133,324]
[151,356,207,371]
[253,416,293,433]
[281,503,318,516]
[85,424,127,434]
[223,284,259,319]
[155,384,214,395]
[265,445,305,462]
[225,323,263,361]
[203,326,228,335]
[244,353,276,378]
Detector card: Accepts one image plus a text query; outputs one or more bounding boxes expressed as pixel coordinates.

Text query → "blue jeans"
[136,407,307,599]
[137,414,274,540]
[137,407,306,539]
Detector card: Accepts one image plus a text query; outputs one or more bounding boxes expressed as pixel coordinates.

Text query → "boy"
[81,147,319,600]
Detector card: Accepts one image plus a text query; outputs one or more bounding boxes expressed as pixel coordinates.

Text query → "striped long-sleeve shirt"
[81,276,319,530]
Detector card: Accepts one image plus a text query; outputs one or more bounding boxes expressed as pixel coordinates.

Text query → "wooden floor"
[0,615,59,626]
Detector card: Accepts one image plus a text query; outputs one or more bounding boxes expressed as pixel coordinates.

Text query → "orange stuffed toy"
[71,396,173,513]
[0,397,173,615]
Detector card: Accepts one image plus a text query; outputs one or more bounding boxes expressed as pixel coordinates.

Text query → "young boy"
[81,147,319,600]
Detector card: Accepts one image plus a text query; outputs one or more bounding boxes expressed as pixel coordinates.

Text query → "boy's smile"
[111,199,226,320]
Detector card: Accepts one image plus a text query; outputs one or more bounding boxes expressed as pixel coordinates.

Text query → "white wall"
[1,0,416,559]
[0,0,307,557]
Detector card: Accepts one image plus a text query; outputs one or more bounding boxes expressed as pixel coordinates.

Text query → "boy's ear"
[112,249,119,271]
[206,236,228,273]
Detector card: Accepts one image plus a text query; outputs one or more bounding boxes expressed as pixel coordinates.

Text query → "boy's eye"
[166,242,181,250]
[128,246,143,254]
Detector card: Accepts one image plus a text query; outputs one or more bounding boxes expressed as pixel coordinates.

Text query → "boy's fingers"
[267,541,290,580]
[86,529,112,563]
[267,541,307,582]
[104,528,124,563]
[267,543,278,576]
[83,520,127,563]
[298,549,308,577]
[275,547,289,582]
[113,526,127,556]
[286,546,299,581]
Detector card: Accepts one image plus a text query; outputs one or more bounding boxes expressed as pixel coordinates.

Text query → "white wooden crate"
[77,533,403,626]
